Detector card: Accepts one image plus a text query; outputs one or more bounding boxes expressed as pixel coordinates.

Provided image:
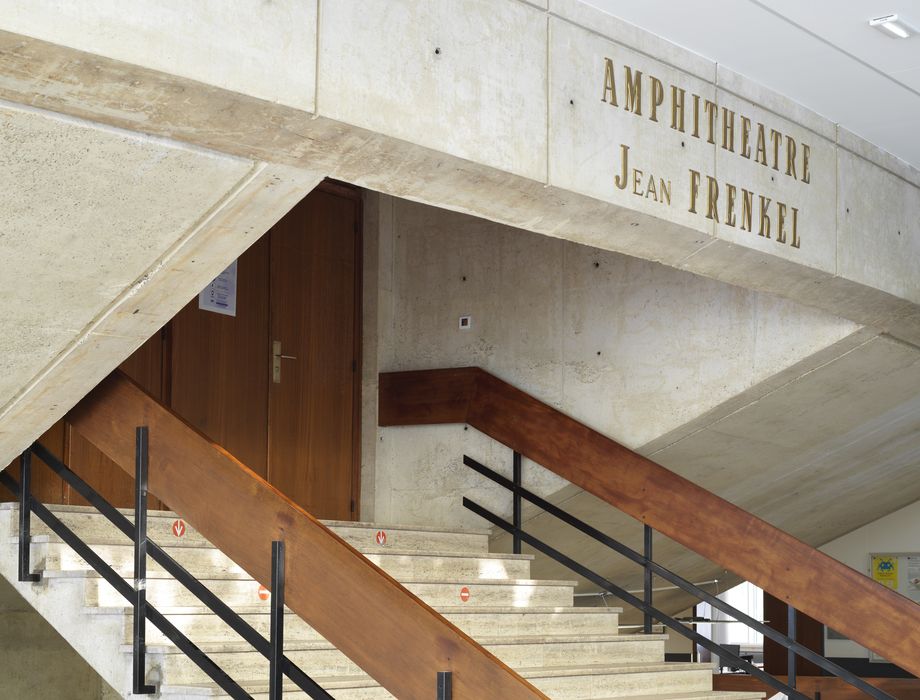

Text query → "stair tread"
[591,693,764,700]
[42,568,578,587]
[169,662,715,693]
[88,603,623,615]
[23,537,534,561]
[137,633,667,654]
[3,503,493,535]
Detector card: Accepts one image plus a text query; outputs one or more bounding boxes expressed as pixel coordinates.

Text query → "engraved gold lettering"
[704,100,718,144]
[670,86,686,132]
[615,144,629,190]
[650,76,664,123]
[660,178,672,206]
[692,94,701,138]
[602,58,618,105]
[786,137,797,179]
[777,202,787,243]
[755,124,768,166]
[706,176,720,222]
[625,66,643,115]
[791,207,801,248]
[726,183,737,227]
[721,107,735,152]
[740,189,754,231]
[689,169,701,213]
[632,168,644,196]
[740,116,752,158]
[802,144,811,184]
[645,174,657,200]
[770,129,782,170]
[759,195,772,238]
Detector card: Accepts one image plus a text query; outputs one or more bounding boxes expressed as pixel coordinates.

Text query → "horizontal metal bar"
[463,455,893,700]
[464,496,810,700]
[27,443,332,699]
[574,579,721,596]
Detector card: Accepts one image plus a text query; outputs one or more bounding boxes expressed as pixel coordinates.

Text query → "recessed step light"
[869,13,915,39]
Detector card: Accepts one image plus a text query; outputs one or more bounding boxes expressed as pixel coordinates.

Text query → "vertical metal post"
[18,449,40,583]
[787,605,797,691]
[512,451,522,555]
[133,427,156,695]
[269,541,285,700]
[437,671,452,700]
[643,524,653,634]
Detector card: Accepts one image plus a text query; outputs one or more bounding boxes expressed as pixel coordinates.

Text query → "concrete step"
[67,570,577,610]
[163,663,718,699]
[4,503,492,554]
[25,538,533,581]
[99,605,622,644]
[145,634,669,686]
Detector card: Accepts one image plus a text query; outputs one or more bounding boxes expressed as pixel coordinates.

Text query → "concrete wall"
[821,499,920,661]
[0,576,115,699]
[362,193,860,528]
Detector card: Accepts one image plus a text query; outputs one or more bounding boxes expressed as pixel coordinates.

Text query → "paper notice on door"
[198,260,238,317]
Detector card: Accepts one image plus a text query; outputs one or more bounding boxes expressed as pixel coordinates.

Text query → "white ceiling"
[582,0,920,170]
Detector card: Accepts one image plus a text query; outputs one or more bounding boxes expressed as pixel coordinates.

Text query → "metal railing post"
[644,524,653,634]
[133,427,156,695]
[788,605,798,692]
[18,448,40,583]
[437,671,452,700]
[512,451,522,555]
[269,541,285,700]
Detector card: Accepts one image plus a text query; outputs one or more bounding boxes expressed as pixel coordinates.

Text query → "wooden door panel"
[170,235,271,479]
[269,189,359,520]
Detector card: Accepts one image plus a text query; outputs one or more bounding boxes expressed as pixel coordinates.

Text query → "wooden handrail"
[379,367,920,678]
[68,372,548,700]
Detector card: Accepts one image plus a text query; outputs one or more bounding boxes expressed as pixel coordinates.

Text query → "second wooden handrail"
[379,367,920,678]
[68,372,548,700]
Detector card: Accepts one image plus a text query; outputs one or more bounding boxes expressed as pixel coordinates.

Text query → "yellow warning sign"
[871,555,898,590]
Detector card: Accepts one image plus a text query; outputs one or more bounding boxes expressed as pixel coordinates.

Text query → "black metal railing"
[462,452,895,700]
[0,428,334,700]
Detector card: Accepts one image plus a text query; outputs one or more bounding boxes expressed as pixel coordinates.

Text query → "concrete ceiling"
[583,0,920,170]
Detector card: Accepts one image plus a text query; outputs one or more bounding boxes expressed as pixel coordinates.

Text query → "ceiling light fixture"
[869,14,915,39]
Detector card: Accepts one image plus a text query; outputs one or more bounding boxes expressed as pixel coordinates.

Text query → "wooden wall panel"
[1,420,66,504]
[763,591,825,676]
[66,330,166,509]
[170,235,270,478]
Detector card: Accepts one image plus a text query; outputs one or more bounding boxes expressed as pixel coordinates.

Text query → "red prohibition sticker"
[375,530,387,546]
[459,586,471,603]
[172,519,186,538]
[258,585,270,601]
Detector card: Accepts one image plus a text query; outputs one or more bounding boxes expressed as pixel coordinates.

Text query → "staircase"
[0,502,761,700]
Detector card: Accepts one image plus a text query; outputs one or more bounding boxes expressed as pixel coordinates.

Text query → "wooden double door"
[3,184,362,521]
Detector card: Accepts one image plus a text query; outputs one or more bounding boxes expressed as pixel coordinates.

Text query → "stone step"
[145,634,669,686]
[5,503,491,554]
[70,571,577,609]
[25,538,534,581]
[100,605,622,644]
[163,663,716,699]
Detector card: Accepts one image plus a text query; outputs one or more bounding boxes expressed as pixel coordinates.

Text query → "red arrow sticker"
[375,530,387,546]
[258,585,270,601]
[172,519,186,538]
[460,586,471,603]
